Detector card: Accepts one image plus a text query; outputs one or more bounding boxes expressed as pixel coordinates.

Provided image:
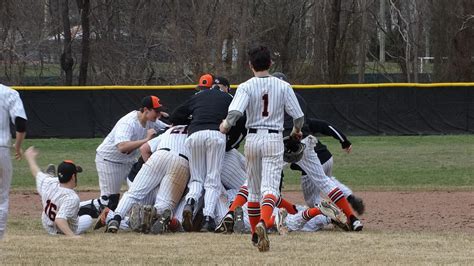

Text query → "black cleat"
[215,212,234,234]
[182,203,194,232]
[200,216,216,232]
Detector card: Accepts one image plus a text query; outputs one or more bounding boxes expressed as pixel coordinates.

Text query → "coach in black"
[170,74,233,232]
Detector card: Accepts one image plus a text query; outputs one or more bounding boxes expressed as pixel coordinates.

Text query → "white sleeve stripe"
[328,125,344,142]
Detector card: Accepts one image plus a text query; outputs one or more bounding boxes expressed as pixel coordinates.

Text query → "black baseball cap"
[214,77,230,88]
[58,160,82,183]
[141,95,163,111]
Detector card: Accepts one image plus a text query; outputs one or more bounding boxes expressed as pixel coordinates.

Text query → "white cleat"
[275,208,288,235]
[319,200,348,230]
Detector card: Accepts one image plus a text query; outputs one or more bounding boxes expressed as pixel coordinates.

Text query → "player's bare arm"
[13,117,27,160]
[55,218,80,238]
[140,142,152,162]
[116,128,157,154]
[24,146,41,178]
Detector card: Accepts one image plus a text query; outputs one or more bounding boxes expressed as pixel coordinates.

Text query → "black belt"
[159,148,189,161]
[248,128,279,134]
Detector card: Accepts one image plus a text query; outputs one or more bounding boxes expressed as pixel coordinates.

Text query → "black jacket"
[170,88,233,135]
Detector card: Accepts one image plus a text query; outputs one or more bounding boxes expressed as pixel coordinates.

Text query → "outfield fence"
[13,83,474,137]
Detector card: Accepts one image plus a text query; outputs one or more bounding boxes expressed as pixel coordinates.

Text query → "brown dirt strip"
[8,190,474,233]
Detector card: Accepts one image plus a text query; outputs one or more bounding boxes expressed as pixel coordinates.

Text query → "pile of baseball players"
[5,45,365,251]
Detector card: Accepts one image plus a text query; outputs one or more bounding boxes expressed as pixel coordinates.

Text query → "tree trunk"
[378,0,386,63]
[327,0,341,83]
[60,0,74,85]
[77,0,90,85]
[358,0,368,83]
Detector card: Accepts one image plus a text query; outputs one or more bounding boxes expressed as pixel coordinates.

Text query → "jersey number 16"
[45,199,57,221]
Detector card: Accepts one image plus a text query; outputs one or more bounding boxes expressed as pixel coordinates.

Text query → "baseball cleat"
[106,219,119,233]
[151,209,172,235]
[142,205,156,234]
[350,216,364,231]
[319,200,348,225]
[182,204,194,232]
[251,232,258,246]
[215,212,234,234]
[46,164,56,176]
[93,207,110,230]
[276,208,288,235]
[128,204,143,232]
[200,216,216,232]
[233,207,245,234]
[255,221,270,252]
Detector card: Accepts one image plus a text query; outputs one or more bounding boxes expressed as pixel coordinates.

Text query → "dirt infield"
[9,190,474,233]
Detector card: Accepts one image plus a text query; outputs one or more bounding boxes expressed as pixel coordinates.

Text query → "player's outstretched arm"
[24,146,41,178]
[116,128,156,154]
[55,218,79,238]
[307,118,352,152]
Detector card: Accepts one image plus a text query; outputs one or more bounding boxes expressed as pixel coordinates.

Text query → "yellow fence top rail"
[12,82,474,91]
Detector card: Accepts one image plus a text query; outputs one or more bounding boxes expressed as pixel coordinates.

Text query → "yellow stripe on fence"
[12,82,474,91]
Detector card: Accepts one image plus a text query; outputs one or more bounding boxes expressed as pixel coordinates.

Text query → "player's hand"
[219,120,230,134]
[146,129,157,140]
[290,130,302,141]
[343,145,352,154]
[13,142,24,160]
[24,146,38,161]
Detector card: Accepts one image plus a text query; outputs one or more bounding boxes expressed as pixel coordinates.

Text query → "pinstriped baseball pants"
[95,154,134,197]
[244,132,284,202]
[0,148,12,240]
[185,130,226,218]
[115,150,189,218]
[221,149,246,190]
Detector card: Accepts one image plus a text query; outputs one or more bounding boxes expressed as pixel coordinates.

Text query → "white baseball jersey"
[227,76,303,202]
[228,76,303,131]
[35,172,80,235]
[96,111,168,197]
[96,110,168,163]
[0,84,26,239]
[114,125,190,218]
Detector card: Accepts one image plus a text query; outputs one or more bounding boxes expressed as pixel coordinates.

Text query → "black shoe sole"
[182,209,193,232]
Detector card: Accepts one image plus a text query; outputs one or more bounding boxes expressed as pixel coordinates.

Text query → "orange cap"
[197,74,214,89]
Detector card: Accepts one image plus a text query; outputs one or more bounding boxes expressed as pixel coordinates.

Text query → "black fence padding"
[17,86,473,138]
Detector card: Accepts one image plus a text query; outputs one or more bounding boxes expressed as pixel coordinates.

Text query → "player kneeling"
[24,147,93,237]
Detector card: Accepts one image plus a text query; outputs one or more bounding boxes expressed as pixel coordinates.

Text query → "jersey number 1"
[262,94,269,117]
[45,199,57,221]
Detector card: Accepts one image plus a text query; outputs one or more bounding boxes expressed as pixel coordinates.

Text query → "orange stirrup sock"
[261,194,278,228]
[247,202,260,233]
[329,187,355,219]
[229,186,248,212]
[276,197,298,214]
[302,207,322,221]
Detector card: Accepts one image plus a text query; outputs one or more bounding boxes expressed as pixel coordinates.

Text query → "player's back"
[0,85,23,146]
[148,125,189,157]
[238,76,300,131]
[36,172,80,234]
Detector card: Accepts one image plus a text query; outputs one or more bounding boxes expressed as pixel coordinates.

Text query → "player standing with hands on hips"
[220,45,304,252]
[0,84,27,240]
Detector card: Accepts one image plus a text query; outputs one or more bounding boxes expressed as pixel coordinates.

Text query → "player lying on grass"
[24,147,94,237]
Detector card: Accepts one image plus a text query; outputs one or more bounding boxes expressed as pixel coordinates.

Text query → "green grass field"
[3,135,474,264]
[11,135,474,190]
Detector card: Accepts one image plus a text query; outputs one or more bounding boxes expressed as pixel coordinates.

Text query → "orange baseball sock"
[229,186,248,212]
[247,202,260,234]
[302,207,322,221]
[261,194,278,228]
[277,197,298,214]
[329,187,355,219]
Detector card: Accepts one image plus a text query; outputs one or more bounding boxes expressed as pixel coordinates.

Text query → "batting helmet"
[283,136,305,163]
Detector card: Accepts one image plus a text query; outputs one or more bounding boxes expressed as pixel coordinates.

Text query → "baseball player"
[170,74,233,232]
[220,45,304,252]
[80,96,168,217]
[24,147,93,237]
[273,72,363,232]
[0,84,27,240]
[105,125,190,233]
[291,118,365,215]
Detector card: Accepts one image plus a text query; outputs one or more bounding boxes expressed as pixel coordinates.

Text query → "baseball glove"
[283,136,305,163]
